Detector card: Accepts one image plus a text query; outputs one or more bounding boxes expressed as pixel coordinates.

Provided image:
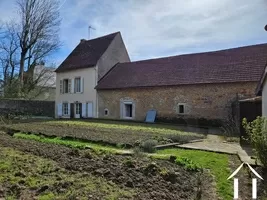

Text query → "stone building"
[96,43,267,125]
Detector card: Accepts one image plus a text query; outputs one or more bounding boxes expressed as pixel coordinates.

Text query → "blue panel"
[145,110,156,123]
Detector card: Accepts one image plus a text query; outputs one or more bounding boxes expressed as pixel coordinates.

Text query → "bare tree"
[16,0,61,89]
[0,23,20,86]
[0,0,61,98]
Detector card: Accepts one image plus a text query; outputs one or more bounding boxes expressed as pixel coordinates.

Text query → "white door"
[75,103,81,118]
[87,102,93,118]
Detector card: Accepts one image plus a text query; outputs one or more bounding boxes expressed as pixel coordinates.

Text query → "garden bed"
[0,131,213,200]
[1,120,205,147]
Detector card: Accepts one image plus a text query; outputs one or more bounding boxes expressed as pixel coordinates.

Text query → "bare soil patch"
[0,131,213,200]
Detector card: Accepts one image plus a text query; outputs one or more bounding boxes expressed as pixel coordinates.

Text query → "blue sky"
[1,0,267,66]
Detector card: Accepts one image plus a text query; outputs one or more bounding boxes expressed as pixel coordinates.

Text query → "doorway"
[74,103,81,118]
[121,101,135,119]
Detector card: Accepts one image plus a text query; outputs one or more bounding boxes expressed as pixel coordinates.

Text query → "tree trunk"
[19,51,26,96]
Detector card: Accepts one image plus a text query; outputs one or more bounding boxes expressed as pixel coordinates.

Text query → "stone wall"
[97,82,257,125]
[0,99,55,117]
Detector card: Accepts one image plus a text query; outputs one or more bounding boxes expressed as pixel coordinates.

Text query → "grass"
[45,120,203,136]
[155,148,232,200]
[13,133,127,154]
[0,147,135,199]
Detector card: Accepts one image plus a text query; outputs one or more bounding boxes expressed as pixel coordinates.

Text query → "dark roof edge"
[55,64,95,73]
[95,62,120,89]
[96,80,258,90]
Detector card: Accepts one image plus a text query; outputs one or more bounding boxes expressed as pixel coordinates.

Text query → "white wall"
[263,78,267,117]
[55,67,97,118]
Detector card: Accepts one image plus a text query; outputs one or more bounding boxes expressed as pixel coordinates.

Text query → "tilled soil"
[0,132,216,200]
[1,122,203,147]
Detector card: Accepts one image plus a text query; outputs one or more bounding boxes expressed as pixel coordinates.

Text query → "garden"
[0,119,266,200]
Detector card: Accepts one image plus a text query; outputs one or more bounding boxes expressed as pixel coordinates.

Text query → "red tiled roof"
[55,32,119,72]
[96,43,267,89]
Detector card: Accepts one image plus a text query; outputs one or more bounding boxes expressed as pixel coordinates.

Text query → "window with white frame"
[62,103,69,115]
[120,100,135,119]
[74,77,81,93]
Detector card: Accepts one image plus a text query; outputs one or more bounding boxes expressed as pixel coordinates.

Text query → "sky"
[0,0,267,66]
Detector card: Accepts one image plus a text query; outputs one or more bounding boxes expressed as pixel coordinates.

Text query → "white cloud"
[1,0,267,64]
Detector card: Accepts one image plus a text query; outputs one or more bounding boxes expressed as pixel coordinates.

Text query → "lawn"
[155,149,233,200]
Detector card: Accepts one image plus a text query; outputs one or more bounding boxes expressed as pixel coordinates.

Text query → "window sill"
[123,116,133,120]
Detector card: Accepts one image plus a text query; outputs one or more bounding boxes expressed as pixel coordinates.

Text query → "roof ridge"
[128,43,267,64]
[83,31,120,42]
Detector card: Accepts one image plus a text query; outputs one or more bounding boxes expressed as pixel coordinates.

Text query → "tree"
[0,0,61,98]
[16,0,61,85]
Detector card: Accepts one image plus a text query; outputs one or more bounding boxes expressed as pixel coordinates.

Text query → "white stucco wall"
[55,67,97,118]
[262,78,267,117]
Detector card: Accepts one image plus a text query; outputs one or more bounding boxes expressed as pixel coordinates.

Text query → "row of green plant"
[45,120,203,137]
[13,133,124,154]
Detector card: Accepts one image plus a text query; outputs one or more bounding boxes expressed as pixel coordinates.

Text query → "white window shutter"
[57,103,62,117]
[71,79,75,93]
[82,103,86,118]
[68,103,70,116]
[81,77,84,93]
[68,79,71,93]
[87,102,93,117]
[60,80,63,94]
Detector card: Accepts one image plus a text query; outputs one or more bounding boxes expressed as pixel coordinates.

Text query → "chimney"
[80,39,86,43]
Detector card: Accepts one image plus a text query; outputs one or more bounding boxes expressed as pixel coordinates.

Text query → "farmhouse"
[55,32,130,118]
[55,32,267,125]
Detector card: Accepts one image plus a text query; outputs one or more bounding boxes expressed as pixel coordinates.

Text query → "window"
[104,109,109,116]
[74,77,81,93]
[125,104,133,118]
[179,104,184,114]
[177,103,187,114]
[63,79,70,93]
[120,100,135,119]
[63,103,69,115]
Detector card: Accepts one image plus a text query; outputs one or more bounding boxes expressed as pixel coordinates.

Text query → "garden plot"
[2,120,205,146]
[0,131,213,200]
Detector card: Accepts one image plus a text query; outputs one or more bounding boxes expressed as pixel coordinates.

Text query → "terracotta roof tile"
[55,32,119,72]
[96,43,267,89]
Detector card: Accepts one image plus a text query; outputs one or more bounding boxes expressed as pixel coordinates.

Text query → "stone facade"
[97,82,257,124]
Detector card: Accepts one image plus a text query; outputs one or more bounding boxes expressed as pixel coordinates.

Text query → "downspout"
[95,65,98,118]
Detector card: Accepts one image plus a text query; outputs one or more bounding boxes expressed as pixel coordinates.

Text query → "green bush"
[140,139,158,153]
[242,117,267,167]
[175,157,202,171]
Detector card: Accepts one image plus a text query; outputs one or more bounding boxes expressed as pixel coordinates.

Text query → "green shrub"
[242,117,267,167]
[140,139,158,153]
[175,157,202,171]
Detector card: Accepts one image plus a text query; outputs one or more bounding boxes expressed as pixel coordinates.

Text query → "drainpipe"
[94,66,98,118]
